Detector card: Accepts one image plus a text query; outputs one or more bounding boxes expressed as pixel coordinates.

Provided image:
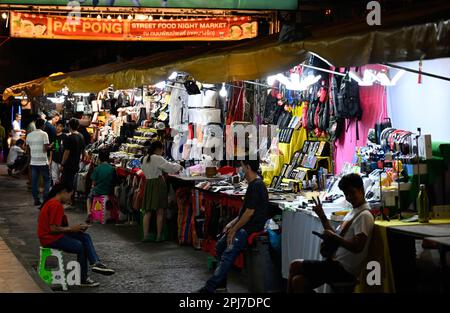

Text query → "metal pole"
[300,64,346,77]
[384,63,450,82]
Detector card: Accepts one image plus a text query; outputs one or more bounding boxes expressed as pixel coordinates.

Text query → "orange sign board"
[10,12,258,41]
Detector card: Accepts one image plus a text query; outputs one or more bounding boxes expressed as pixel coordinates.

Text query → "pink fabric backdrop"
[334,65,388,174]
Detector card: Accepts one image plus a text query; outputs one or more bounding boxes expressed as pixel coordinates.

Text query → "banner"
[0,0,298,10]
[10,12,258,41]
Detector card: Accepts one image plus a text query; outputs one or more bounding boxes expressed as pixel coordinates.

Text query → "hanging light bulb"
[148,15,153,21]
[107,15,112,20]
[1,12,7,20]
[128,14,133,20]
[390,70,406,86]
[154,81,166,89]
[168,72,177,80]
[97,14,101,20]
[160,15,164,20]
[267,75,278,86]
[117,15,122,21]
[219,83,228,98]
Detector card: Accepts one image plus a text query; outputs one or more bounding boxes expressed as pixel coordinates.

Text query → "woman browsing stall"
[141,141,182,242]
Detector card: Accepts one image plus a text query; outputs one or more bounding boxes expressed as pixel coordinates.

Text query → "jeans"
[205,228,248,292]
[48,232,100,282]
[31,165,50,202]
[61,165,78,190]
[50,162,62,185]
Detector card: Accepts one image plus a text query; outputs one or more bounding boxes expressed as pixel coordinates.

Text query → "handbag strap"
[338,207,369,237]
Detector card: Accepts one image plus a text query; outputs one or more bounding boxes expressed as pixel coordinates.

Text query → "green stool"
[38,247,67,290]
[207,256,217,271]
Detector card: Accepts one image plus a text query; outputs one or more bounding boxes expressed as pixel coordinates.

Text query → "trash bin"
[245,235,283,293]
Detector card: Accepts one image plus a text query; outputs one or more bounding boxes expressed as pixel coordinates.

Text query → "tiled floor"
[0,237,43,293]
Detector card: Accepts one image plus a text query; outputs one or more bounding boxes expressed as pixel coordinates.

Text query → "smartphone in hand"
[312,231,325,239]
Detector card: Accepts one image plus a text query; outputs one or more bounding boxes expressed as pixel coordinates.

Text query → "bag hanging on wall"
[336,71,363,140]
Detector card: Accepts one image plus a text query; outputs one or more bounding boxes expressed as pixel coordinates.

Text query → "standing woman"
[141,140,182,242]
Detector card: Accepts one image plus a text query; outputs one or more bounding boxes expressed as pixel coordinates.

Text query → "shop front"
[3,14,450,293]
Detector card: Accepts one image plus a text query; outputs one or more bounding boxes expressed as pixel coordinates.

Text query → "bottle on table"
[417,184,430,223]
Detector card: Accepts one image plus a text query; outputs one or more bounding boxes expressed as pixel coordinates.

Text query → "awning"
[4,2,450,97]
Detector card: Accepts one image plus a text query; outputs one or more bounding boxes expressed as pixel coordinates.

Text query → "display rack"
[272,140,332,190]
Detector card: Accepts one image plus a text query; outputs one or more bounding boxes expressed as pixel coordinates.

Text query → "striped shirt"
[26,130,49,166]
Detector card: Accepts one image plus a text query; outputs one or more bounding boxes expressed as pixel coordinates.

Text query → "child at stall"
[7,139,27,176]
[141,140,182,242]
[86,149,117,221]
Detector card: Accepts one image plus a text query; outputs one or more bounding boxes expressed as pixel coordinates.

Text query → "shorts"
[301,259,356,289]
[88,189,101,200]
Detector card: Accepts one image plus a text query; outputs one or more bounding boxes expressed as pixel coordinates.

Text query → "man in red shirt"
[38,184,115,287]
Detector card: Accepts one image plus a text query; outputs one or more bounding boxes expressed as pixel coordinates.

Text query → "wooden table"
[387,223,450,292]
[389,224,450,238]
[424,236,450,292]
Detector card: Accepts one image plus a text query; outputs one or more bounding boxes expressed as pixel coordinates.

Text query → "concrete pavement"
[0,165,248,293]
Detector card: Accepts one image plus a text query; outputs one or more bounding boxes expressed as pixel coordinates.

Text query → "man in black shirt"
[61,118,86,189]
[197,159,269,293]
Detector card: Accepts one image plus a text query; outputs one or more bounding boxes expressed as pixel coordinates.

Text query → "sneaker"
[34,200,42,206]
[80,277,100,287]
[92,263,115,276]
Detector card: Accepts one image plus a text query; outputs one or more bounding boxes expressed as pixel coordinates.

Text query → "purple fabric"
[334,65,388,174]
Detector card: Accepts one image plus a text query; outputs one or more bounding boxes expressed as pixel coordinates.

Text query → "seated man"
[288,173,374,293]
[38,183,115,287]
[86,149,117,221]
[197,159,269,293]
[7,139,27,175]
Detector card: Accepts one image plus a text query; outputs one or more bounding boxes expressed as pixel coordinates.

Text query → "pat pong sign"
[10,12,258,41]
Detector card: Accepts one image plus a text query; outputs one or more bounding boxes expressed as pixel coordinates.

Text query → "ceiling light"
[128,14,133,20]
[148,15,153,21]
[154,81,166,89]
[117,15,122,21]
[168,72,177,80]
[97,14,101,20]
[1,12,7,20]
[107,15,112,20]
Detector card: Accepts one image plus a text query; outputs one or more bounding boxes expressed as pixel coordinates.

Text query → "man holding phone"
[288,173,374,293]
[197,159,269,293]
[38,184,115,287]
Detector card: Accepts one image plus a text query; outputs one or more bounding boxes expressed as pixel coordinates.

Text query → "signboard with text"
[0,0,298,10]
[10,12,258,41]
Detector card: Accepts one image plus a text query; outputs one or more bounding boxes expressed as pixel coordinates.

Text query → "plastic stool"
[207,256,217,270]
[91,195,120,224]
[38,247,67,290]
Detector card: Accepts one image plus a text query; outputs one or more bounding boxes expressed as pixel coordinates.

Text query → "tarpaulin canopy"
[4,1,450,98]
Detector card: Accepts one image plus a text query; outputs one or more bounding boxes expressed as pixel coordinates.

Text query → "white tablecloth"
[281,208,342,279]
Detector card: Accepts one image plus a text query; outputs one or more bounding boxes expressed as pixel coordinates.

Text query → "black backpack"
[336,72,363,139]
